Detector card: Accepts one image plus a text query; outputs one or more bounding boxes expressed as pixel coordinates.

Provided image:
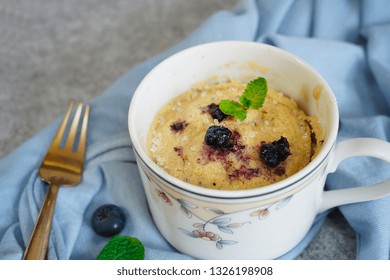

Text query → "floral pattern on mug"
[250,195,293,219]
[150,173,293,251]
[179,228,237,250]
[155,189,172,205]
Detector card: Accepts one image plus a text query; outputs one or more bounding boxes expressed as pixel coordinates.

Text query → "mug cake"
[147,77,323,190]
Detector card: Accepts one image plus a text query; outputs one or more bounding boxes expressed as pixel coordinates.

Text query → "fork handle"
[23,184,59,260]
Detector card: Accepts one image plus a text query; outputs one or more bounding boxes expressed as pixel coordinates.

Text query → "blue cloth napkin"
[1,0,389,260]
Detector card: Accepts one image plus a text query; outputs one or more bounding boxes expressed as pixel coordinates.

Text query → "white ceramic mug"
[128,41,390,259]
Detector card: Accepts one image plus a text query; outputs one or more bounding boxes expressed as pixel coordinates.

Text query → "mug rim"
[128,41,339,199]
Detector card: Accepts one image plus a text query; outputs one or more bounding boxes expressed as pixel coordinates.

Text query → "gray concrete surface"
[0,0,355,259]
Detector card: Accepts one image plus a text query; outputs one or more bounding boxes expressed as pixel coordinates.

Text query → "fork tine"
[63,101,83,151]
[76,104,90,158]
[51,100,75,148]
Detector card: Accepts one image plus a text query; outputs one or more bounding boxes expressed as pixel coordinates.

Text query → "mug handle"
[318,138,390,213]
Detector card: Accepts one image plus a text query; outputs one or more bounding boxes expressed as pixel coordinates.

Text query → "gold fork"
[23,100,90,260]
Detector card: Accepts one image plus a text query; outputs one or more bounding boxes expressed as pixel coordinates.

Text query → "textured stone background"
[0,0,355,259]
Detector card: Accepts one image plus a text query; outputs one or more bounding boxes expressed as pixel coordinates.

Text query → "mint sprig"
[219,77,268,121]
[97,235,145,260]
[219,100,247,121]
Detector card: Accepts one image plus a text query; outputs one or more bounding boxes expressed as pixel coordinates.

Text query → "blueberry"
[92,204,126,237]
[260,136,291,167]
[207,103,227,122]
[205,125,233,151]
[170,120,188,132]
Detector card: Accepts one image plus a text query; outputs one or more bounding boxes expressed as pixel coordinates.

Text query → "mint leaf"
[240,77,267,110]
[97,235,145,260]
[219,99,247,121]
[218,77,268,121]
